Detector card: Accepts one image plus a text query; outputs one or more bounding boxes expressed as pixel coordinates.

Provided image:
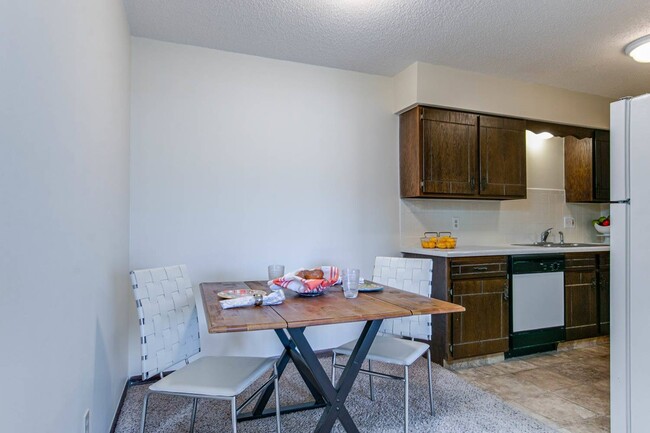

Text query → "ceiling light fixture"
[625,34,650,63]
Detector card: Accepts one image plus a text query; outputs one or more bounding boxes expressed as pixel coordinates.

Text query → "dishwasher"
[508,255,565,357]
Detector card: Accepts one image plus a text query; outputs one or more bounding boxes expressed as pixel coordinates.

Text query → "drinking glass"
[342,268,360,299]
[268,265,285,280]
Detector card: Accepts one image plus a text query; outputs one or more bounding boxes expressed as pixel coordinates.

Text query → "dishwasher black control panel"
[511,255,565,274]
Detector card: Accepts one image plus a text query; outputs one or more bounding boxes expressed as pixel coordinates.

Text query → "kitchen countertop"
[402,243,610,258]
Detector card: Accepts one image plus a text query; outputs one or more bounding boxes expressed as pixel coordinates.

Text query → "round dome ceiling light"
[625,34,650,63]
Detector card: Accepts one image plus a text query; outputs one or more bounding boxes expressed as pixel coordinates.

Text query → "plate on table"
[358,283,384,292]
[217,289,266,299]
[298,291,325,297]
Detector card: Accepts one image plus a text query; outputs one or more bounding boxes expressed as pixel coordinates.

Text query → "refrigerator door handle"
[609,199,631,204]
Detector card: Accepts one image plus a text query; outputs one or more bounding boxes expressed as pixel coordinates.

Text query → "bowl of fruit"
[437,232,457,249]
[420,232,438,249]
[593,216,610,234]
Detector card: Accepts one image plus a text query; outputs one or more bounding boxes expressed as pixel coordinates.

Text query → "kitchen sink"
[512,242,605,248]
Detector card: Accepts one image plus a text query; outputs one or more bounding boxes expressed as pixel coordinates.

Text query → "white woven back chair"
[131,265,281,433]
[373,256,433,340]
[331,257,434,433]
[132,265,200,380]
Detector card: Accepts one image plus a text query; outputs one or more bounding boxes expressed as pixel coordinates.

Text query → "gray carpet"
[114,355,558,433]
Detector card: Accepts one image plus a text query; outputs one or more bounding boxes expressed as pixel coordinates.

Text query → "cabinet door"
[451,278,509,358]
[421,108,478,195]
[598,253,610,335]
[565,264,599,340]
[564,136,593,202]
[593,130,610,202]
[478,116,527,198]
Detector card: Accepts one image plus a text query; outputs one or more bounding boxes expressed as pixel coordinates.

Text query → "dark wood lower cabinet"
[565,253,600,340]
[407,254,509,364]
[598,253,610,335]
[451,277,509,358]
[406,251,610,364]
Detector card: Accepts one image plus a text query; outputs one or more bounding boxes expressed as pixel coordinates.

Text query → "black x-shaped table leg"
[288,320,382,432]
[238,319,383,433]
[238,328,327,421]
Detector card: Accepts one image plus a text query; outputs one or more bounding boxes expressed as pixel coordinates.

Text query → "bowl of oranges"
[420,231,457,249]
[420,232,439,248]
[437,232,457,249]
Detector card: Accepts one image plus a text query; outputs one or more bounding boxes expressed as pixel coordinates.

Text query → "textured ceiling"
[124,0,650,98]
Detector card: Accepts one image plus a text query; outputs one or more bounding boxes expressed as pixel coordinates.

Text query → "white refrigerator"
[610,94,650,433]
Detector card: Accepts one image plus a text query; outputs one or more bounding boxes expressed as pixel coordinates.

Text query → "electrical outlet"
[83,409,90,433]
[452,216,460,230]
[563,216,576,228]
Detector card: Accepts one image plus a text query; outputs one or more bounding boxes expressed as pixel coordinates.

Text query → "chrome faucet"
[541,227,553,243]
[558,231,565,245]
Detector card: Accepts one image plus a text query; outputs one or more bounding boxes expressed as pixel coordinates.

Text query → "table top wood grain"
[360,281,464,315]
[199,281,465,334]
[200,282,286,333]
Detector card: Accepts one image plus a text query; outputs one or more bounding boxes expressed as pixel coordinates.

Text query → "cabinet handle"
[481,177,487,191]
[503,281,509,301]
[470,176,476,190]
[472,266,488,271]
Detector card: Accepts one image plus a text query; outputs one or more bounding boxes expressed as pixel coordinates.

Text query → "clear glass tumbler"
[268,265,285,280]
[342,268,360,299]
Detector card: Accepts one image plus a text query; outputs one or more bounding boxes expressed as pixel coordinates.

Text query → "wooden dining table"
[199,280,465,433]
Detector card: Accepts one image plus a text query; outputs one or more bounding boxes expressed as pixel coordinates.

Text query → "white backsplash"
[400,188,609,248]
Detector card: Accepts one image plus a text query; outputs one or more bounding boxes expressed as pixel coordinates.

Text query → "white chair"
[131,265,281,433]
[331,257,434,433]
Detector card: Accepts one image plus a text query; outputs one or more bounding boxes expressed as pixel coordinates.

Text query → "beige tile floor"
[452,338,610,433]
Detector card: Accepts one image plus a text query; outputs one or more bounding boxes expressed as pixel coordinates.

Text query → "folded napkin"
[269,266,340,295]
[219,289,285,309]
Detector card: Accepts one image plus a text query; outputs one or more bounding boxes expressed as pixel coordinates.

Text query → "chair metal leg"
[368,360,375,401]
[231,397,238,433]
[189,397,198,433]
[331,352,337,386]
[274,364,281,433]
[140,391,151,433]
[427,349,434,416]
[404,365,409,433]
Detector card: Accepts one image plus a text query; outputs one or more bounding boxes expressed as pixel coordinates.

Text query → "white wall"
[129,38,399,375]
[394,62,613,129]
[0,1,131,433]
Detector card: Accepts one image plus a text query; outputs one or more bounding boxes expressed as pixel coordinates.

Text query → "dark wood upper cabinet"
[564,130,610,203]
[564,136,593,202]
[479,116,527,198]
[400,105,526,200]
[421,107,477,195]
[593,130,610,201]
